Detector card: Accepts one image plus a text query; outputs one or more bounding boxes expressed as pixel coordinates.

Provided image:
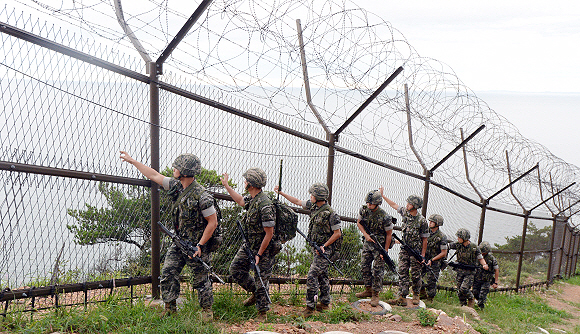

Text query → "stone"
[389,314,402,322]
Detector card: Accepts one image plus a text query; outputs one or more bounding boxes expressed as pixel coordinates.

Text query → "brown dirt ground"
[220,298,479,334]
[539,282,580,333]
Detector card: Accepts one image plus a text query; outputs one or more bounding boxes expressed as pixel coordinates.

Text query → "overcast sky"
[4,0,579,167]
[356,0,580,168]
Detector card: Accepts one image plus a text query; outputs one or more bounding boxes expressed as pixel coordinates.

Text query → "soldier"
[448,228,488,307]
[355,190,394,307]
[119,151,218,320]
[472,241,499,309]
[221,168,276,322]
[420,214,448,302]
[275,182,342,317]
[379,188,429,306]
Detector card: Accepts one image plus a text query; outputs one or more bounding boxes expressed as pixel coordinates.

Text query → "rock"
[378,331,410,334]
[460,305,481,320]
[388,314,402,322]
[436,313,474,333]
[342,323,356,330]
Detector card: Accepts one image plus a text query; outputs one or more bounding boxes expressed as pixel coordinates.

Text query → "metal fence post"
[565,227,574,278]
[571,232,579,276]
[558,224,567,278]
[326,133,336,205]
[546,216,557,283]
[515,211,530,289]
[477,201,488,245]
[149,61,161,299]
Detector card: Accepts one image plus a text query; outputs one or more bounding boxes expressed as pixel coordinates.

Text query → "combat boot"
[467,298,475,308]
[256,310,267,322]
[161,300,177,317]
[302,306,315,317]
[370,290,380,307]
[412,293,420,305]
[243,293,256,306]
[387,296,407,306]
[201,308,213,321]
[355,286,373,298]
[316,303,330,311]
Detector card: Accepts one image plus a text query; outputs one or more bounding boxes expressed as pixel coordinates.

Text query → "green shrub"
[417,308,437,326]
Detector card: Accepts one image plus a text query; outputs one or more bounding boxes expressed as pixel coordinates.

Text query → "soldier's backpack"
[272,198,298,244]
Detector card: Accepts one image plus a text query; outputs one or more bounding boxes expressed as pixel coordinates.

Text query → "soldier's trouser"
[229,246,273,312]
[398,248,422,297]
[306,250,334,309]
[472,278,491,306]
[160,243,213,309]
[360,241,386,291]
[421,262,441,298]
[455,269,475,304]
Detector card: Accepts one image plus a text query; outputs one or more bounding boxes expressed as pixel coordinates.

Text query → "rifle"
[277,159,283,201]
[296,228,346,277]
[391,233,436,276]
[358,220,398,275]
[235,220,271,304]
[447,261,477,271]
[156,222,225,284]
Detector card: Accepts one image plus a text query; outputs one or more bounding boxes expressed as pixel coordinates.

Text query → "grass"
[2,276,580,333]
[431,286,571,334]
[0,295,223,334]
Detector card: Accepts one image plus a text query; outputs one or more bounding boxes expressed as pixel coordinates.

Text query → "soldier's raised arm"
[274,186,303,206]
[120,151,165,186]
[379,186,400,211]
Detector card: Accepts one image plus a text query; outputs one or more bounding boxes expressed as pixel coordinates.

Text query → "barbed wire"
[5,0,580,214]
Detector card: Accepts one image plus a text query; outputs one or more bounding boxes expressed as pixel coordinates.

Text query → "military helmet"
[365,190,382,205]
[406,195,423,209]
[309,182,329,201]
[428,214,444,226]
[456,228,471,241]
[479,241,492,253]
[242,167,267,188]
[172,153,201,177]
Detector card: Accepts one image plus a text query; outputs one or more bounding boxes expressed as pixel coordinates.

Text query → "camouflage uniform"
[303,200,342,309]
[473,252,498,308]
[229,191,276,312]
[448,241,483,305]
[421,229,447,299]
[396,207,429,297]
[359,205,394,292]
[160,177,216,308]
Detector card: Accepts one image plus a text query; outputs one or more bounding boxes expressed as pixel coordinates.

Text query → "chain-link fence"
[1,1,579,314]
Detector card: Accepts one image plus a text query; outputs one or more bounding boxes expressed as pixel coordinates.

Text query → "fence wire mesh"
[1,0,579,313]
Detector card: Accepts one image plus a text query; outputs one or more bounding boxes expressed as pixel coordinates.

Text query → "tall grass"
[2,276,580,334]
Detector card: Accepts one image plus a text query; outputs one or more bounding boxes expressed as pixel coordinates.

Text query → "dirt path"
[224,300,479,334]
[224,281,580,334]
[541,282,580,333]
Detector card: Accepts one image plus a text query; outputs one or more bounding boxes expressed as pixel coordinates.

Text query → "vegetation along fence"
[1,0,579,315]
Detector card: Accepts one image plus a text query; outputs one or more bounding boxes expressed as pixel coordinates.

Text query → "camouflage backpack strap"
[370,209,386,233]
[171,182,198,230]
[311,203,331,219]
[307,203,332,241]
